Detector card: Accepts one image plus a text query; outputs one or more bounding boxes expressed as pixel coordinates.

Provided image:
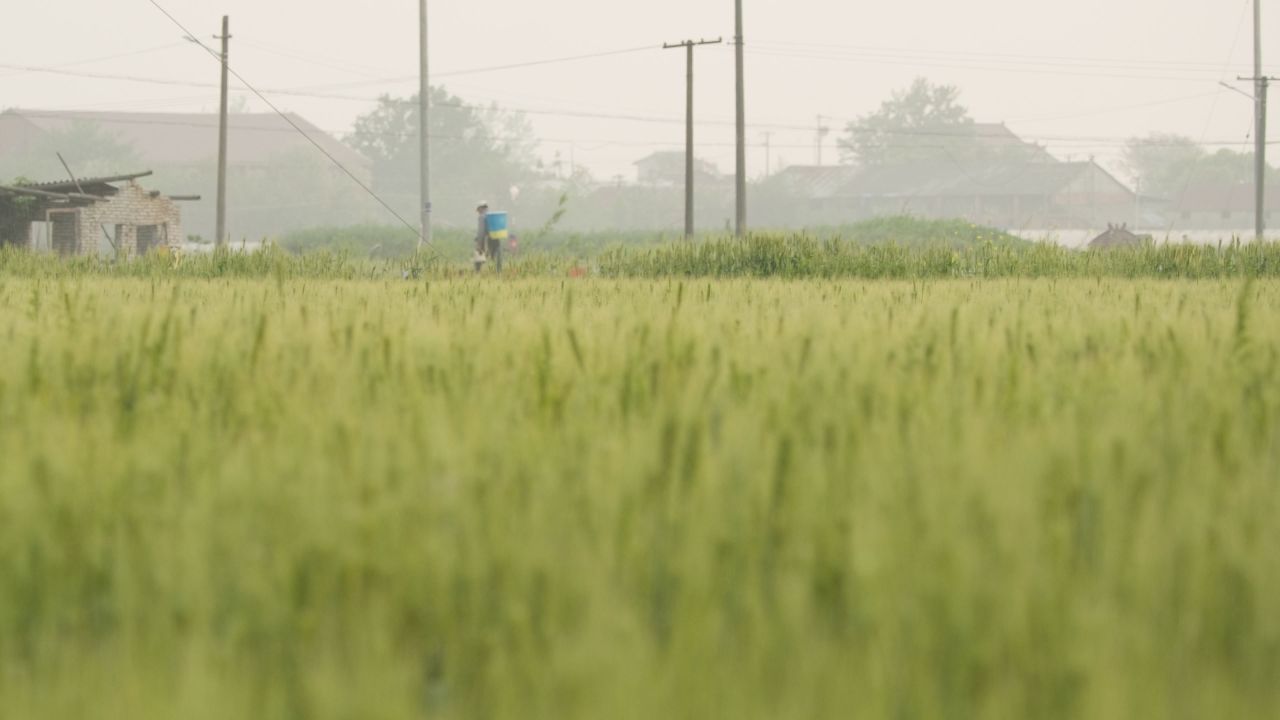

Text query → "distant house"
[634,151,722,186]
[767,120,1137,231]
[772,159,1136,230]
[965,122,1058,162]
[0,109,370,240]
[770,166,861,207]
[1165,180,1280,231]
[0,171,195,256]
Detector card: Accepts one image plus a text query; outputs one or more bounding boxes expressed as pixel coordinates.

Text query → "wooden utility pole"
[418,0,432,251]
[665,38,722,238]
[734,0,746,237]
[215,16,230,248]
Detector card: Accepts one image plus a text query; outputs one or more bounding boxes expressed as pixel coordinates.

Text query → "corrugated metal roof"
[0,184,100,202]
[19,171,153,193]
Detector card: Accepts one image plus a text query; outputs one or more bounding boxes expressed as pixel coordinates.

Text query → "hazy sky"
[2,0,1273,183]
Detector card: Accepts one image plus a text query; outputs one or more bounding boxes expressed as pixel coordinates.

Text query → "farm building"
[0,171,195,256]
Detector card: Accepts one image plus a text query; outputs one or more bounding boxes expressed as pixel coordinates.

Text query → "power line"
[3,62,1245,145]
[1004,92,1222,123]
[246,45,660,95]
[737,45,1264,83]
[235,39,395,79]
[0,59,1151,135]
[142,0,422,242]
[0,43,186,79]
[751,39,1273,73]
[0,62,243,91]
[8,32,1271,157]
[0,59,743,122]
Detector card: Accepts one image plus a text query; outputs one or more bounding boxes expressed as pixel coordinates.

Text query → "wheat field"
[1,275,1277,719]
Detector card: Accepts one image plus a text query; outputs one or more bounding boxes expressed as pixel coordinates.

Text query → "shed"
[0,171,196,256]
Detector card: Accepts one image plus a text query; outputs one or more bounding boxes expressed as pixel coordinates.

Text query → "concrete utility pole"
[215,16,230,248]
[418,0,432,251]
[734,0,747,237]
[664,37,722,238]
[1227,0,1275,241]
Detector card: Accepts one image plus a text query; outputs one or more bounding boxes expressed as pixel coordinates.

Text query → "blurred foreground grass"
[0,276,1277,719]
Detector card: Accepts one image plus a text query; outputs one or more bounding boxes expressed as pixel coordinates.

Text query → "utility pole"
[215,16,230,248]
[1227,0,1275,241]
[418,0,432,252]
[1252,0,1269,242]
[815,115,830,166]
[665,37,722,238]
[734,0,747,237]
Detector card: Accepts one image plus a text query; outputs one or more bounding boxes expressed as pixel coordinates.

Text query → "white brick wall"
[75,181,184,256]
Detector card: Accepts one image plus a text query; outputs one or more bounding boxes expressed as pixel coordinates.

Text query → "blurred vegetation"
[1,277,1278,718]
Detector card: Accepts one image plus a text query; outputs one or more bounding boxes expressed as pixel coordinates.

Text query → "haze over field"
[2,0,1274,179]
[4,4,1280,718]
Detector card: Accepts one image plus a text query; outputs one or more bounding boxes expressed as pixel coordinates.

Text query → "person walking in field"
[474,202,503,274]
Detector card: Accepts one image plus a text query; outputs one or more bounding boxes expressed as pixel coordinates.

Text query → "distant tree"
[0,120,141,181]
[346,87,542,226]
[838,78,975,167]
[0,187,40,247]
[1122,134,1277,197]
[1121,134,1207,196]
[151,147,386,242]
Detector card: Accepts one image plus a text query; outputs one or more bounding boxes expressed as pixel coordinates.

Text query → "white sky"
[1,0,1274,182]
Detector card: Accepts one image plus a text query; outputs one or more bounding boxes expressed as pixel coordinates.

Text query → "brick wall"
[76,182,184,256]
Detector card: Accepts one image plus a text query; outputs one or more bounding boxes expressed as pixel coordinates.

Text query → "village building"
[634,151,723,187]
[770,158,1137,230]
[0,171,195,256]
[1162,180,1280,232]
[763,124,1138,231]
